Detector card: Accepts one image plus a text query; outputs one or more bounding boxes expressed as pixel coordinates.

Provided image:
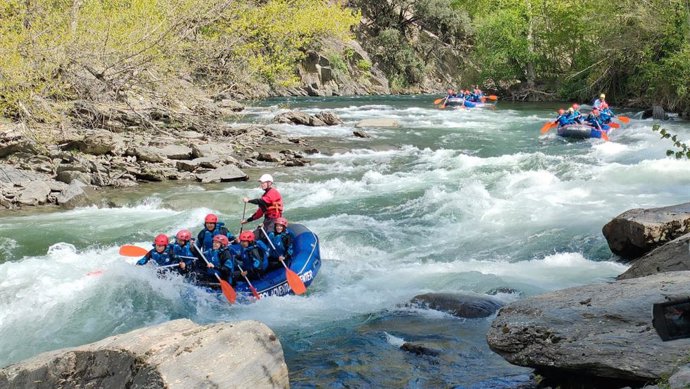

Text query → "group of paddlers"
[136,174,293,286]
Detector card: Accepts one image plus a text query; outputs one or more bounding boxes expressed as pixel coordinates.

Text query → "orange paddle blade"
[540,121,556,134]
[433,98,443,105]
[609,122,620,129]
[285,269,307,295]
[601,131,609,141]
[486,95,498,101]
[119,245,149,257]
[218,278,237,304]
[617,115,630,124]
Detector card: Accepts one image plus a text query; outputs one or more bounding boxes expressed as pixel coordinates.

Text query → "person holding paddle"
[195,234,235,284]
[171,229,196,273]
[242,174,284,238]
[265,217,294,271]
[197,213,236,252]
[232,230,269,280]
[136,234,175,266]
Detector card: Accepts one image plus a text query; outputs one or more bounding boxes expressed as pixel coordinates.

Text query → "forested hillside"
[2,0,690,126]
[353,0,690,113]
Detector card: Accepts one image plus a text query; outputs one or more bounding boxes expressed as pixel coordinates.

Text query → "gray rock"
[602,203,690,260]
[158,144,192,160]
[133,147,165,163]
[668,364,690,389]
[400,342,440,357]
[56,170,92,185]
[353,130,370,138]
[355,118,400,128]
[258,152,284,162]
[79,129,122,155]
[17,180,51,205]
[487,271,690,383]
[274,111,312,126]
[217,99,245,112]
[0,319,288,389]
[191,142,234,159]
[618,233,690,279]
[0,128,36,158]
[410,293,503,318]
[314,111,343,125]
[0,165,42,186]
[54,180,87,207]
[195,164,247,183]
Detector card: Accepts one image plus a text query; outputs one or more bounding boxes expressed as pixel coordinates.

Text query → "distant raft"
[443,97,497,109]
[557,124,608,139]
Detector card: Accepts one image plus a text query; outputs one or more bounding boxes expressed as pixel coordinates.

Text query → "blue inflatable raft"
[557,124,608,139]
[198,223,321,300]
[443,97,496,109]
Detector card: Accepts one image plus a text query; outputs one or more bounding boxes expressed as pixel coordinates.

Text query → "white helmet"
[258,174,273,183]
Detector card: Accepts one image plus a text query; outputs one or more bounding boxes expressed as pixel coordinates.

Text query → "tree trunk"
[524,0,536,91]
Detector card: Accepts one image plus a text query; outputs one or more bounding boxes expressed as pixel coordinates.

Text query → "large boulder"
[195,164,247,183]
[602,203,690,260]
[618,233,690,280]
[410,293,503,319]
[17,180,51,205]
[0,319,289,389]
[487,271,690,385]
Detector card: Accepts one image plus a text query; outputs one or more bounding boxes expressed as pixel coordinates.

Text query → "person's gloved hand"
[136,258,147,266]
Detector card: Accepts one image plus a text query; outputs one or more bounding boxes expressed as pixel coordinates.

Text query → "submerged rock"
[0,319,288,389]
[355,118,400,128]
[410,293,503,318]
[487,271,690,385]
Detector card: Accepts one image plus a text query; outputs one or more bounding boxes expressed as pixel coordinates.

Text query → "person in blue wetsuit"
[555,108,570,127]
[569,104,583,124]
[197,234,235,284]
[233,230,269,280]
[171,229,197,274]
[593,93,606,109]
[196,213,236,252]
[137,234,175,266]
[585,108,609,131]
[599,102,614,124]
[265,217,294,271]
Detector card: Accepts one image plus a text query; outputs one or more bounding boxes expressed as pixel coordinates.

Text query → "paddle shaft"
[240,202,247,234]
[194,243,236,302]
[237,264,260,299]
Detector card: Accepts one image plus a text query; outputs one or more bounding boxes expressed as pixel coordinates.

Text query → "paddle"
[119,245,149,257]
[433,98,444,105]
[195,243,236,304]
[608,122,621,129]
[482,95,498,101]
[239,202,247,234]
[259,225,306,295]
[600,130,609,141]
[540,121,557,134]
[237,264,260,299]
[617,115,631,124]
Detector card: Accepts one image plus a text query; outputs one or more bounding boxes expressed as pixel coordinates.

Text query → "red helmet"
[176,229,192,241]
[205,214,218,223]
[239,231,255,242]
[275,217,288,227]
[558,109,565,115]
[154,234,169,246]
[213,234,229,246]
[601,103,609,109]
[572,104,580,110]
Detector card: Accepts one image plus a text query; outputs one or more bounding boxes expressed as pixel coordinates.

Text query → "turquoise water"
[1,95,689,387]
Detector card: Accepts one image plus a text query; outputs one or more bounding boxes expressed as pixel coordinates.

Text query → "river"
[1,95,689,388]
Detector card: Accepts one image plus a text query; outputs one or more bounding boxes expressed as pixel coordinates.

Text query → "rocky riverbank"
[487,201,690,388]
[0,96,346,210]
[0,319,289,388]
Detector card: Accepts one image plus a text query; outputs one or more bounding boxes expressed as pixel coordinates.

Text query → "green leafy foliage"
[652,124,690,159]
[0,0,359,119]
